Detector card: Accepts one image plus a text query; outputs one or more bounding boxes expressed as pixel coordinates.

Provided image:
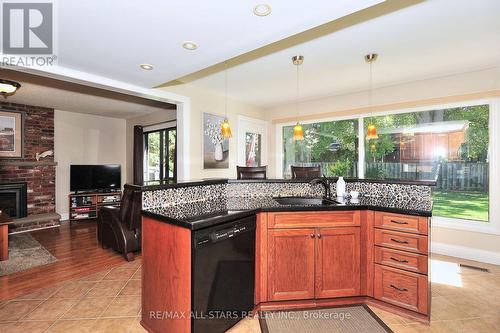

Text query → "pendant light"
[365,53,379,140]
[292,55,304,141]
[221,62,232,139]
[0,79,21,98]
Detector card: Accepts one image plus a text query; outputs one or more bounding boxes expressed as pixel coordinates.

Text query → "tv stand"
[68,191,122,223]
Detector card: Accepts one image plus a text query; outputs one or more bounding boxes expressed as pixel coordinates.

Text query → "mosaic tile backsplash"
[142,183,227,210]
[142,180,432,209]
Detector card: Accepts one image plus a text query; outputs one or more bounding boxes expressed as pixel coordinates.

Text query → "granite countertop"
[141,196,433,230]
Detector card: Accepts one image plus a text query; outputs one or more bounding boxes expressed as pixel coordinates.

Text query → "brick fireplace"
[0,101,60,233]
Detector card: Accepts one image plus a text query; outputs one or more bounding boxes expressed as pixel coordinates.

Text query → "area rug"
[0,233,57,276]
[259,305,393,333]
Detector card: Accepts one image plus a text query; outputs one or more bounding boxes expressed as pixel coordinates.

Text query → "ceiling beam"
[156,0,425,88]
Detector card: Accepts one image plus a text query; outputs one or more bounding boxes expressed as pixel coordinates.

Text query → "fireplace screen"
[0,183,27,218]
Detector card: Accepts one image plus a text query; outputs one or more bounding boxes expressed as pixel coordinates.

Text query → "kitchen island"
[138,179,433,333]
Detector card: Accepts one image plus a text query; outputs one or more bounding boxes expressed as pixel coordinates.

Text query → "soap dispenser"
[336,176,346,198]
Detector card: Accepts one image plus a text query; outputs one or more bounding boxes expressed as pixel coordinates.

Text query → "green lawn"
[432,190,489,222]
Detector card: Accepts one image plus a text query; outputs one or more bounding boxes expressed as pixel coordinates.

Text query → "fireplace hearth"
[0,183,28,219]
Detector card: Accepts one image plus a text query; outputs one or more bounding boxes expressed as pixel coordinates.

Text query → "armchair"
[97,186,142,261]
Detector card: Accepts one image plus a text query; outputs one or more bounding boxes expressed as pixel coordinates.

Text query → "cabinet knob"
[317,234,322,239]
[310,234,315,238]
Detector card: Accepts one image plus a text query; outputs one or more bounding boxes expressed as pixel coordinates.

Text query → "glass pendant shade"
[0,79,21,95]
[293,122,304,141]
[366,124,378,139]
[221,118,232,138]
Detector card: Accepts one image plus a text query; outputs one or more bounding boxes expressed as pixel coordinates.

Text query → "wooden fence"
[363,162,489,192]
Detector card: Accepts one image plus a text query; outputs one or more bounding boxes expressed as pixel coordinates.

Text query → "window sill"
[431,216,500,235]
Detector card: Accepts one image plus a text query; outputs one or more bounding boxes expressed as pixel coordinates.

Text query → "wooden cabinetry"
[374,211,428,235]
[374,229,428,254]
[268,228,315,301]
[264,212,361,302]
[374,264,428,314]
[374,246,428,274]
[316,227,360,298]
[373,211,430,315]
[256,210,431,322]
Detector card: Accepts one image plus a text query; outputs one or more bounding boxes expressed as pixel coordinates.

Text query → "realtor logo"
[2,2,53,54]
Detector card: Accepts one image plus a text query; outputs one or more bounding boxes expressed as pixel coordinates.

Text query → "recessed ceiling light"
[140,64,154,70]
[253,4,272,16]
[182,41,198,50]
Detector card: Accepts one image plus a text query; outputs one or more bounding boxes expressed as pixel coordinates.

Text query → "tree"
[284,119,359,177]
[366,135,395,162]
[442,105,489,161]
[147,132,160,168]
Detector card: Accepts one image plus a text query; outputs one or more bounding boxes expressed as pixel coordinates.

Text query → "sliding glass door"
[144,127,176,182]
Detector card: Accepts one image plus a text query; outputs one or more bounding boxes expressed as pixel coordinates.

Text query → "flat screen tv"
[70,165,121,192]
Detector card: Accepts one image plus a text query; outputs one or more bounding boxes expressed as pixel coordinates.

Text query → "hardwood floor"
[0,222,129,301]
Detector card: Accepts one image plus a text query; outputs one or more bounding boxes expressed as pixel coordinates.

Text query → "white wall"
[54,110,127,220]
[162,84,268,179]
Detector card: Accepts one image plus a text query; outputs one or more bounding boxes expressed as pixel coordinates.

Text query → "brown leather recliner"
[291,166,322,179]
[97,187,142,261]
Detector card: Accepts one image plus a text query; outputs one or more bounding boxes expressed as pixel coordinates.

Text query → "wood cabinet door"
[268,228,316,301]
[315,227,361,298]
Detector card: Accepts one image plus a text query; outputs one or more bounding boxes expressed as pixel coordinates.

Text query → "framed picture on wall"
[0,110,24,158]
[245,132,262,167]
[202,112,229,169]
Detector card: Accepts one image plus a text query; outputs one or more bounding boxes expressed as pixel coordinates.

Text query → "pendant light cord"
[224,61,228,118]
[369,60,373,111]
[296,62,299,116]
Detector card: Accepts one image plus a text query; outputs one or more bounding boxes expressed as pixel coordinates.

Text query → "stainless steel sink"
[273,197,340,206]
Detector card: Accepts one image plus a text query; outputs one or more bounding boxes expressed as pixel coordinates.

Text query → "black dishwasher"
[192,215,256,333]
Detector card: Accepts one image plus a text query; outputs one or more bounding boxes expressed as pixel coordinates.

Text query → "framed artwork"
[0,110,24,158]
[203,112,229,169]
[245,132,262,167]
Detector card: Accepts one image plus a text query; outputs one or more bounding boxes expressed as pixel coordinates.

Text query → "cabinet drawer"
[374,229,428,254]
[374,212,428,235]
[268,211,360,229]
[375,246,428,274]
[374,264,428,314]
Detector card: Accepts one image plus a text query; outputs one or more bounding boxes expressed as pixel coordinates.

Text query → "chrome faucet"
[310,177,331,199]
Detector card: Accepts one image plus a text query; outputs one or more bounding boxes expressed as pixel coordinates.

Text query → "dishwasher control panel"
[209,225,249,243]
[194,216,256,248]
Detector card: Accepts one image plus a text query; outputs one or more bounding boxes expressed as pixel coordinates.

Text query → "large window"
[364,105,489,222]
[283,119,358,178]
[144,127,176,182]
[279,102,492,225]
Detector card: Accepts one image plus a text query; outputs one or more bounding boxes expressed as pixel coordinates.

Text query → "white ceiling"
[53,0,383,87]
[189,0,500,108]
[0,70,175,119]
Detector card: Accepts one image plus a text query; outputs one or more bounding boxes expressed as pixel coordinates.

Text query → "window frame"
[144,126,177,182]
[275,98,499,235]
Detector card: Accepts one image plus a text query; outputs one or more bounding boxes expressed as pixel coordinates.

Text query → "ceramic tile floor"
[1,254,499,333]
